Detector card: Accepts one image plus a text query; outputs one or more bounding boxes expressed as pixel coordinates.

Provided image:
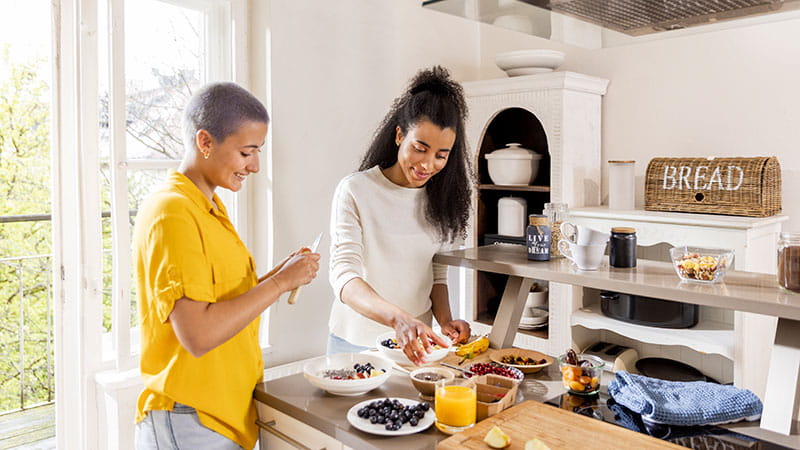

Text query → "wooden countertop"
[433,245,800,320]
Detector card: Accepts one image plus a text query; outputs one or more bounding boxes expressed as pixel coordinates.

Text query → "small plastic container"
[558,354,604,396]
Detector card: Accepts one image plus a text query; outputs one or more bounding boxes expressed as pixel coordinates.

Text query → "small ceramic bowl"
[408,367,455,400]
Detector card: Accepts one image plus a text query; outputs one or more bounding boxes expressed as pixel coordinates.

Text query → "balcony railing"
[0,253,54,415]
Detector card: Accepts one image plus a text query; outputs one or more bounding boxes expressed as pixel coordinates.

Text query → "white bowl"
[303,353,392,396]
[495,49,565,77]
[485,143,542,186]
[521,308,549,324]
[375,331,450,365]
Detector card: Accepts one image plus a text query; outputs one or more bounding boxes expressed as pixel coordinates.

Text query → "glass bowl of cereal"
[669,246,734,284]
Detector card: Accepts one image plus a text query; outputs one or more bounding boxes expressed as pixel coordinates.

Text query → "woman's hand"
[392,314,450,366]
[440,319,471,344]
[270,247,320,292]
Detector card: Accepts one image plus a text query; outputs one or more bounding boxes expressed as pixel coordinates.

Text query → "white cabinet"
[569,206,787,397]
[461,72,608,357]
[256,402,343,450]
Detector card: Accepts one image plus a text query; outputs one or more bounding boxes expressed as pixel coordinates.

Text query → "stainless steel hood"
[423,0,800,46]
[516,0,800,36]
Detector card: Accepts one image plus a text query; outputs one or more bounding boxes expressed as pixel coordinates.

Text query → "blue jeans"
[135,402,244,450]
[327,333,369,355]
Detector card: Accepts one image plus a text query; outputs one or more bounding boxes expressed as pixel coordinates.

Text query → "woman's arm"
[340,278,450,365]
[170,249,320,358]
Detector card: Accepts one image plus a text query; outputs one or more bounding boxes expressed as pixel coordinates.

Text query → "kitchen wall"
[249,0,485,366]
[251,0,800,366]
[477,13,800,231]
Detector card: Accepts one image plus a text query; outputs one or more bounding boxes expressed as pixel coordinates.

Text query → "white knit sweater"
[328,166,450,347]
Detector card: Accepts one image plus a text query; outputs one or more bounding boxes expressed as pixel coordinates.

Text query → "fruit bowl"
[375,331,450,365]
[303,353,392,396]
[490,348,554,374]
[669,246,734,283]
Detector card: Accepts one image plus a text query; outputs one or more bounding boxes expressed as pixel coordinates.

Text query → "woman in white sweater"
[328,67,472,365]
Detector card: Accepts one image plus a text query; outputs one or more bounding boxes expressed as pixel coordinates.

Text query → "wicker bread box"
[644,156,781,217]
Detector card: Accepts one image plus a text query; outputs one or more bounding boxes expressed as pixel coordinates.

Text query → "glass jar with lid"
[778,232,800,293]
[544,203,568,258]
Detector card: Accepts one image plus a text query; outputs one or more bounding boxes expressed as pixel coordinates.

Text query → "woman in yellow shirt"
[133,82,320,450]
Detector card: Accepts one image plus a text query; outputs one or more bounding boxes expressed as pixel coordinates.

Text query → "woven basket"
[644,157,781,217]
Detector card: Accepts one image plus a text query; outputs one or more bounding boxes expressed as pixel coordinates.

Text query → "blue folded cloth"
[607,371,762,426]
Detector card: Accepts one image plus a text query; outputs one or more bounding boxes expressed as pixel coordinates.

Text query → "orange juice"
[435,384,476,433]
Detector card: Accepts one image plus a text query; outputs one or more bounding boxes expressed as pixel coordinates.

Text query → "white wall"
[253,1,800,366]
[478,14,800,230]
[254,0,483,366]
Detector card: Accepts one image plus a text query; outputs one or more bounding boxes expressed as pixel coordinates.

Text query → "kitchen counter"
[253,362,569,450]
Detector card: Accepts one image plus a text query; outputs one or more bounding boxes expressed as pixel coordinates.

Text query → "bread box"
[644,156,781,217]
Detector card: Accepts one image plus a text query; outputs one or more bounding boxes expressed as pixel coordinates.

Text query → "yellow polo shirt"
[134,171,262,449]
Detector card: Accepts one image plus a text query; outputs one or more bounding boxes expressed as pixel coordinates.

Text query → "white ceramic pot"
[485,143,542,185]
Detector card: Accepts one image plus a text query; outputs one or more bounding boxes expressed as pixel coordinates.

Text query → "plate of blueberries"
[346,397,434,436]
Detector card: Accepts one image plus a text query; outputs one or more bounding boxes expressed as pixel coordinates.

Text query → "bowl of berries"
[669,246,734,283]
[303,353,392,396]
[465,362,524,382]
[375,331,450,365]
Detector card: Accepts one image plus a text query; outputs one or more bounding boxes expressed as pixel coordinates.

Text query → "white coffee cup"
[558,240,607,271]
[560,222,610,245]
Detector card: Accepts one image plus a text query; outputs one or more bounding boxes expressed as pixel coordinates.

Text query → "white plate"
[375,331,450,365]
[518,322,548,330]
[346,397,434,436]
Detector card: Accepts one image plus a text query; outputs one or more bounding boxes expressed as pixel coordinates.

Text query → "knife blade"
[287,233,323,305]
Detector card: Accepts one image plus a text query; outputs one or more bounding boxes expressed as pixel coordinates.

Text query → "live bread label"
[645,156,781,217]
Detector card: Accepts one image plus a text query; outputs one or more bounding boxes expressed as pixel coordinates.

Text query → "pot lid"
[485,143,542,160]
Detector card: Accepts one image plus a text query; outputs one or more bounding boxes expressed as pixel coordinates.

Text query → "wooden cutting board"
[437,400,683,449]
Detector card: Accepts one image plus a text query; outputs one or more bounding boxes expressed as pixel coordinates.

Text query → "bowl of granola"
[669,246,734,283]
[303,353,392,396]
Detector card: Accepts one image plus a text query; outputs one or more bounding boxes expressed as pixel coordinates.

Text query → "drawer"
[256,402,342,450]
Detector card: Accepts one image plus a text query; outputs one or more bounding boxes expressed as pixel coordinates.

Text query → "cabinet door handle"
[255,419,324,450]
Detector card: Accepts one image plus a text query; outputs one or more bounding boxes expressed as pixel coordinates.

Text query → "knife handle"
[287,286,302,305]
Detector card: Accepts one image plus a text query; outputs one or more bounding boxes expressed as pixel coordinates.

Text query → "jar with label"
[544,203,568,258]
[527,215,551,261]
[778,232,800,293]
[609,227,637,268]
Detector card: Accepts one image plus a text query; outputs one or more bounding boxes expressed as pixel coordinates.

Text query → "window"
[53,0,252,446]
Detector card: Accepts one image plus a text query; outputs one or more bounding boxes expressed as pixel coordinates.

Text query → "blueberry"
[370,415,378,424]
[414,409,425,418]
[385,422,394,431]
[410,417,419,426]
[377,415,386,424]
[419,402,430,411]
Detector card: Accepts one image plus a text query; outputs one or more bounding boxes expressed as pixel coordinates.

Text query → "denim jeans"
[326,333,369,355]
[135,402,244,450]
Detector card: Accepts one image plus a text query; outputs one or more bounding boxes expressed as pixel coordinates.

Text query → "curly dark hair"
[358,66,473,243]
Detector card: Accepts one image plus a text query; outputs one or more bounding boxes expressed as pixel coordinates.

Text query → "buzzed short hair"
[182,82,269,152]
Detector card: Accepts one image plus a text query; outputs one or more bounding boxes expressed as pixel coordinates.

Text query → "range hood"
[423,0,800,42]
[517,0,800,36]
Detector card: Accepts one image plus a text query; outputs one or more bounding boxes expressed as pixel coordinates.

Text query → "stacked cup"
[519,283,549,330]
[558,223,609,271]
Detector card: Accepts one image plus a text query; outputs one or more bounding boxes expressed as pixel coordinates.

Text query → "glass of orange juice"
[434,378,476,434]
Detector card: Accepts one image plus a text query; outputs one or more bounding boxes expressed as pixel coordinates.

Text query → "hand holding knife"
[287,232,323,305]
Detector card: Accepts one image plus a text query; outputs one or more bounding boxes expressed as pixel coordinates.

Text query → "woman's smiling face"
[202,120,267,193]
[384,119,455,188]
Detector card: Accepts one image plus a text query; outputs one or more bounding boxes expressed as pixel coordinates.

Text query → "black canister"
[526,214,550,261]
[609,227,637,268]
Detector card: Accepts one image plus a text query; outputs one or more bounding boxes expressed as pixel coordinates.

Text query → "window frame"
[53,0,256,446]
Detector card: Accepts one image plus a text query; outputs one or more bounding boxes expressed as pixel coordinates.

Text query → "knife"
[287,232,322,305]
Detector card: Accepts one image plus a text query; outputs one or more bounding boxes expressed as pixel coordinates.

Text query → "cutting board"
[437,400,683,449]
